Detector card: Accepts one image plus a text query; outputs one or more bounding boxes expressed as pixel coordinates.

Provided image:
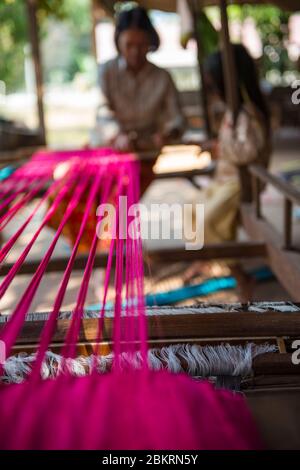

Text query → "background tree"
[227,5,292,80]
[0,0,91,93]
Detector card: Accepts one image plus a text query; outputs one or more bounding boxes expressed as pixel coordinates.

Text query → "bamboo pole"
[219,0,239,120]
[26,0,46,144]
[91,0,98,59]
[188,0,212,137]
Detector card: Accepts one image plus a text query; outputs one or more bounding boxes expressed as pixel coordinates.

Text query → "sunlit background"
[1,0,300,148]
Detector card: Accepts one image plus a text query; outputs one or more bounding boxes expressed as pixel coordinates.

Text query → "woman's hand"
[110,133,134,152]
[200,139,219,159]
[152,132,165,150]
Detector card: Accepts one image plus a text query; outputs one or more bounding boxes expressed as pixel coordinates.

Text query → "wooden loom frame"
[1,1,299,449]
[1,143,300,450]
[1,158,300,450]
[1,162,300,389]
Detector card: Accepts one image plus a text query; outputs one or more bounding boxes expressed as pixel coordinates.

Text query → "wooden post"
[284,198,292,250]
[91,0,98,59]
[252,175,261,218]
[26,0,46,144]
[188,0,212,138]
[219,0,239,121]
[92,1,110,62]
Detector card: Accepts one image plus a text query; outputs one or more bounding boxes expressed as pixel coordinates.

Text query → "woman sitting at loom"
[91,7,186,192]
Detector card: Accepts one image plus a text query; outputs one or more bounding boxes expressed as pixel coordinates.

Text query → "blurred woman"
[185,45,271,299]
[202,44,271,242]
[91,6,186,154]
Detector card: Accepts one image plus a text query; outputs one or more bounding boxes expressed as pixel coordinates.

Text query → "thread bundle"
[0,148,263,449]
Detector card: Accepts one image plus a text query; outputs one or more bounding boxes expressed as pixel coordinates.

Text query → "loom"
[0,147,300,449]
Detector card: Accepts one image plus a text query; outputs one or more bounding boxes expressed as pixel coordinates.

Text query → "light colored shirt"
[216,103,271,184]
[91,57,186,148]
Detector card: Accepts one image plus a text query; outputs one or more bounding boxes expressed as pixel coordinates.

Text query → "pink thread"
[0,148,263,450]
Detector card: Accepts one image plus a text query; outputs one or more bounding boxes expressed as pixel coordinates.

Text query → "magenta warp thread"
[0,148,263,449]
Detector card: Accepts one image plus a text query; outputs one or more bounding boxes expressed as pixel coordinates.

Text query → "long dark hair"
[204,44,270,130]
[114,6,160,52]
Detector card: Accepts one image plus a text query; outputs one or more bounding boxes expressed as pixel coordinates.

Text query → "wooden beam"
[26,0,46,144]
[91,0,98,59]
[241,203,300,301]
[250,164,300,206]
[27,164,217,199]
[153,165,214,180]
[1,308,300,380]
[249,164,300,251]
[2,305,300,383]
[0,241,266,276]
[146,241,266,263]
[91,0,107,60]
[252,353,300,377]
[188,0,212,137]
[2,309,300,345]
[252,173,261,218]
[284,198,292,250]
[219,0,239,120]
[0,146,42,166]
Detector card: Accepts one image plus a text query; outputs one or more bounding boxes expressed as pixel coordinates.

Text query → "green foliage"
[0,0,66,92]
[196,11,219,59]
[41,0,93,85]
[1,2,297,92]
[0,0,28,92]
[227,5,292,80]
[204,5,295,82]
[0,0,92,92]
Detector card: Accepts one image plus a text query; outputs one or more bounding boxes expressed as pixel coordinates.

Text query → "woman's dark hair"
[204,44,270,129]
[114,6,160,52]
